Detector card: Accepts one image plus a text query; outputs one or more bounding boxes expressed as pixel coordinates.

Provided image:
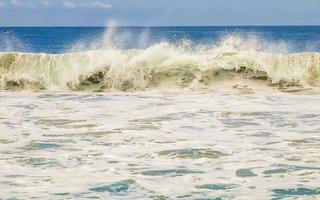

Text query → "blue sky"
[0,0,319,26]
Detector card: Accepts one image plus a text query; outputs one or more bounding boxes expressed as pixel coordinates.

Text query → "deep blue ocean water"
[1,26,320,53]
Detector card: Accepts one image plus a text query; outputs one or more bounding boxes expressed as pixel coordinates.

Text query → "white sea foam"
[0,91,319,199]
[0,35,319,92]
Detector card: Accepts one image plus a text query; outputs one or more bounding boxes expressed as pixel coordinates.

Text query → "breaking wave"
[0,35,320,92]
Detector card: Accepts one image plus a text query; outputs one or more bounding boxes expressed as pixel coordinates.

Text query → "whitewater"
[0,27,320,199]
[1,36,320,93]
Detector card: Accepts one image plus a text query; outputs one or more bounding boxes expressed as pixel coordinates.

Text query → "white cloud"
[0,1,5,8]
[0,0,51,8]
[63,1,112,9]
[0,0,111,9]
[41,0,50,7]
[91,1,112,9]
[63,1,76,8]
[10,0,23,6]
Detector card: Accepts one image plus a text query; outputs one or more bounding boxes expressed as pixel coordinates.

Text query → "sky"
[0,0,319,26]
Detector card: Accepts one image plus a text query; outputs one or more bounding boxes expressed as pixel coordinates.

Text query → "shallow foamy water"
[0,91,319,199]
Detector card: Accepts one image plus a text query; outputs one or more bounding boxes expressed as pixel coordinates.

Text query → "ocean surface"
[0,27,320,199]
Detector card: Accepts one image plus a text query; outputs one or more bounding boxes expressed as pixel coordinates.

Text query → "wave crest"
[0,40,320,92]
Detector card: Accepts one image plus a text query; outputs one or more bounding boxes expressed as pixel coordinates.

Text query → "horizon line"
[1,25,320,28]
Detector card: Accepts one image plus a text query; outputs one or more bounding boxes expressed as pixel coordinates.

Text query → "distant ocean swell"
[0,37,319,92]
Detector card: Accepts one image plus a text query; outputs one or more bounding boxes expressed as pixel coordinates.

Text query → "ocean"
[0,26,320,199]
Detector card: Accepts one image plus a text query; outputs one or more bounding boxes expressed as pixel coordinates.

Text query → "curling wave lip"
[0,42,319,92]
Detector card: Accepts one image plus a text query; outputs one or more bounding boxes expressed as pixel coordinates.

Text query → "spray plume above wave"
[0,27,319,92]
